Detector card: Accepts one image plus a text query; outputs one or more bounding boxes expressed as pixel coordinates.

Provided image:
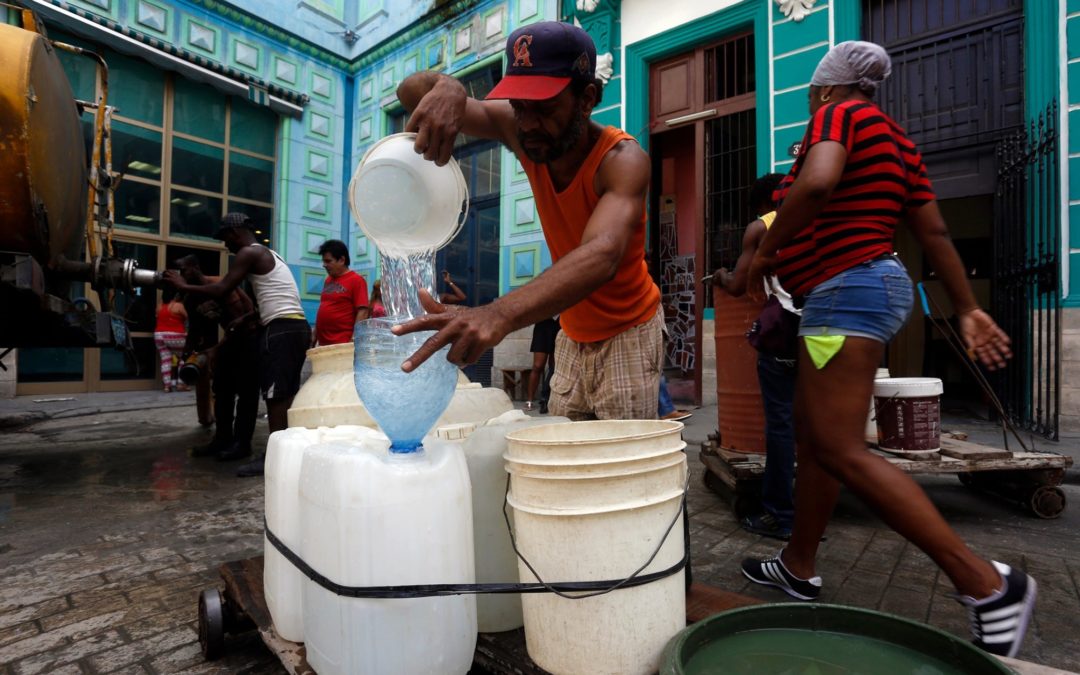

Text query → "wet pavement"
[0,393,1078,673]
[0,399,280,674]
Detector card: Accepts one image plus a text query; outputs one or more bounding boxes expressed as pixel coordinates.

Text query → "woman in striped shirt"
[740,42,1034,658]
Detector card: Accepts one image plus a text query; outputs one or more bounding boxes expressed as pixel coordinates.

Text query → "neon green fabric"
[804,335,846,369]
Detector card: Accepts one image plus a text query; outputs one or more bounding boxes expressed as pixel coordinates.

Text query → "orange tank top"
[520,126,660,343]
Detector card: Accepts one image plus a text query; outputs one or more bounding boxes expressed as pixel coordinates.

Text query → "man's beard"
[517,109,587,164]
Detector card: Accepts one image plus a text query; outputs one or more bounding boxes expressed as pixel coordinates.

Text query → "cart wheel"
[199,589,226,660]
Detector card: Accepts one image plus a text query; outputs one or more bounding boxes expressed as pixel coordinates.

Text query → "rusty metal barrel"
[713,292,766,454]
[0,21,87,268]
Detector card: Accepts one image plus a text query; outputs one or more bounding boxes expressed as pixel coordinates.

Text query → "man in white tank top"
[164,213,310,477]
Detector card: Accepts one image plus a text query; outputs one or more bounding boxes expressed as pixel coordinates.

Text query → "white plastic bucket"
[347,133,468,256]
[505,420,688,675]
[864,368,892,441]
[873,377,944,453]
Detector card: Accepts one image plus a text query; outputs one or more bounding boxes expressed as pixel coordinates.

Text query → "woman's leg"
[784,336,1000,598]
[154,333,173,391]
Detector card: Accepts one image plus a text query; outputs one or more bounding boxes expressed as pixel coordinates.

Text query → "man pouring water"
[395,21,662,421]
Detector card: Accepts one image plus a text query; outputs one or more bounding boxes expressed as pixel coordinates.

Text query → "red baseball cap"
[486,22,596,101]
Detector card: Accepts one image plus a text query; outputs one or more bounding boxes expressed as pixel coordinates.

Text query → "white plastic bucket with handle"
[347,132,468,256]
[504,420,688,675]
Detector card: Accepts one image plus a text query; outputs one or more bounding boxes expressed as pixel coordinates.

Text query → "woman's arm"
[746,142,847,300]
[756,142,847,257]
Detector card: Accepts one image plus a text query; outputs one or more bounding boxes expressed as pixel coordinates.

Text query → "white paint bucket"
[874,377,944,454]
[505,420,688,675]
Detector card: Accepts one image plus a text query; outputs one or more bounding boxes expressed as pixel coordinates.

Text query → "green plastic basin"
[661,604,1011,675]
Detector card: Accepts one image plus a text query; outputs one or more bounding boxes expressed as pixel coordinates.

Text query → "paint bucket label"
[875,394,941,452]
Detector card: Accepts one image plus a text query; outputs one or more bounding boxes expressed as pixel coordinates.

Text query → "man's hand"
[959,309,1012,371]
[404,76,467,166]
[391,291,513,372]
[746,252,776,304]
[162,270,183,290]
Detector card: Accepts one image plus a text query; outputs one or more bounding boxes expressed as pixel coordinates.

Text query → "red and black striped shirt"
[773,100,935,297]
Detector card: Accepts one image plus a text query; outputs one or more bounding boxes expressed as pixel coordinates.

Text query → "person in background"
[525,316,559,414]
[153,289,187,393]
[314,239,369,346]
[163,212,310,478]
[739,42,1032,658]
[657,374,692,422]
[395,21,663,421]
[712,172,792,539]
[176,255,260,462]
[439,270,467,305]
[370,279,387,318]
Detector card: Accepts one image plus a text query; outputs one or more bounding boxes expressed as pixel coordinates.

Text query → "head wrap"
[810,41,892,93]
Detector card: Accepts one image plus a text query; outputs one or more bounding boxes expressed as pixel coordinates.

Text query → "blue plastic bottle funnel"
[353,317,458,453]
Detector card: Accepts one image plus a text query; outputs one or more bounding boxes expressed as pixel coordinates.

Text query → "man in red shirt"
[314,240,369,346]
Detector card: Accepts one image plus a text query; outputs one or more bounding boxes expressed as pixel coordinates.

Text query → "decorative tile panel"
[186,20,217,54]
[135,0,168,34]
[302,228,328,261]
[353,235,372,262]
[510,244,541,284]
[426,39,446,70]
[358,116,373,141]
[359,77,374,102]
[300,0,345,23]
[301,268,326,300]
[311,72,333,101]
[233,40,260,70]
[513,195,537,230]
[308,111,332,139]
[484,7,505,41]
[380,65,396,92]
[455,25,473,55]
[307,150,331,180]
[518,0,539,22]
[72,0,113,14]
[403,51,420,78]
[273,57,298,85]
[358,0,387,26]
[305,189,331,219]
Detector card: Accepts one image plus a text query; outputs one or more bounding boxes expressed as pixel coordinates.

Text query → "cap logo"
[512,34,533,68]
[573,52,590,76]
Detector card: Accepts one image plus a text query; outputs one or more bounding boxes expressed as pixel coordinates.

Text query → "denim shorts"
[797,255,914,343]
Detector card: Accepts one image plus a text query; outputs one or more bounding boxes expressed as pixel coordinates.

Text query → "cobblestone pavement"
[0,395,1077,673]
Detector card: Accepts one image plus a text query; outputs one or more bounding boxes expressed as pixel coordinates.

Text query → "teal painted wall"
[1062,0,1080,304]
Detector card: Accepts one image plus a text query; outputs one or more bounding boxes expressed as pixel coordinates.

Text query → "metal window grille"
[702,32,756,309]
[992,101,1061,440]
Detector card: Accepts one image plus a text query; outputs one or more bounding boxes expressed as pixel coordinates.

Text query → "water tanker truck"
[0,8,159,348]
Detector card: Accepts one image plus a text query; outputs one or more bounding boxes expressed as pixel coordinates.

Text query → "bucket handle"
[501,469,690,600]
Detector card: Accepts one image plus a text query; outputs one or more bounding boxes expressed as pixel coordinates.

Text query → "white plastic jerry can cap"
[437,422,477,441]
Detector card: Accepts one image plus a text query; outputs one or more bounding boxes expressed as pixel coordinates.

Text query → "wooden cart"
[196,555,757,674]
[701,435,1072,520]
